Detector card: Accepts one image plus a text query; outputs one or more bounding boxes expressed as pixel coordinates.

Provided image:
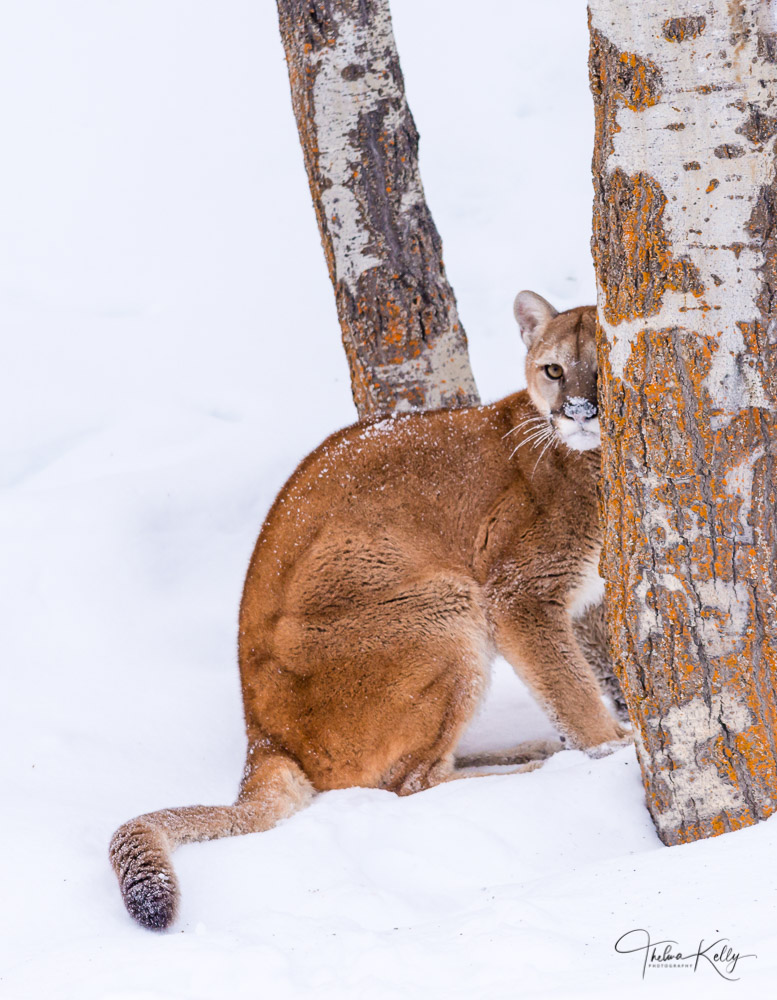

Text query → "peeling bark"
[276,0,479,418]
[590,0,777,846]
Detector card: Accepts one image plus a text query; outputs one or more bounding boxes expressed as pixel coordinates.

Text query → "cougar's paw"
[584,730,634,759]
[382,754,454,795]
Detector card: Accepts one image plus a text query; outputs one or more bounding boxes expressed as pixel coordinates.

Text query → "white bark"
[277,0,479,418]
[590,0,777,845]
[591,0,776,406]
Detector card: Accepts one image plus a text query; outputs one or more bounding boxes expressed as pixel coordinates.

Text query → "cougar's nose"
[562,397,598,424]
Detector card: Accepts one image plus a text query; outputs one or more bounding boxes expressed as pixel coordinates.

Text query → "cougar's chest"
[546,466,603,618]
[567,546,605,618]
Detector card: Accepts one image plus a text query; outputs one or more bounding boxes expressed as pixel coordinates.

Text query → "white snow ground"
[1,1,774,998]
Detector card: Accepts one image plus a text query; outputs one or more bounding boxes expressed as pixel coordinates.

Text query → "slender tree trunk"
[276,0,479,419]
[589,0,777,845]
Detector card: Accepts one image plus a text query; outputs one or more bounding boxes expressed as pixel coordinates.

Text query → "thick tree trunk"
[276,0,479,419]
[589,0,777,845]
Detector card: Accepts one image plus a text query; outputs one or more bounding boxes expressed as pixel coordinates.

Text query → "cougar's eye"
[544,363,564,380]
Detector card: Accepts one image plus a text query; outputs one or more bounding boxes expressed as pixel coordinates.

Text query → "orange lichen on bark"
[591,1,777,849]
[589,26,703,325]
[663,16,707,42]
[598,319,777,844]
[593,169,704,324]
[589,22,662,162]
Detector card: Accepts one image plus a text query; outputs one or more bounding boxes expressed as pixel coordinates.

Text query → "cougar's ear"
[513,291,558,348]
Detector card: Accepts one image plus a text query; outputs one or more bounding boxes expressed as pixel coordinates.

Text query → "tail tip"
[123,872,178,931]
[110,819,180,931]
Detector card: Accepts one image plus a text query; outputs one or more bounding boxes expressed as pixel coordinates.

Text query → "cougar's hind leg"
[387,737,564,791]
[110,745,313,930]
[455,738,564,769]
[448,759,547,780]
[249,566,496,796]
[379,634,493,795]
[571,600,629,722]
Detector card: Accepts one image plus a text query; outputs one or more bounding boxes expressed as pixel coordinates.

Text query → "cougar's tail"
[109,748,314,930]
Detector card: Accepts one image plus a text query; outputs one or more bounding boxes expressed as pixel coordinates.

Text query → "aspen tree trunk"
[276,0,479,419]
[589,0,777,845]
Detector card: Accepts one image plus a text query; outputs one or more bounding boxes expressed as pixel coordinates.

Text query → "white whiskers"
[502,415,547,440]
[503,413,560,472]
[532,432,559,477]
[509,431,550,458]
[509,427,554,458]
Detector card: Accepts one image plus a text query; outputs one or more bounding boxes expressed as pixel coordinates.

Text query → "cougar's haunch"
[110,291,626,929]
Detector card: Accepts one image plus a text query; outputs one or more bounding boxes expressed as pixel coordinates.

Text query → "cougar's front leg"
[491,595,626,752]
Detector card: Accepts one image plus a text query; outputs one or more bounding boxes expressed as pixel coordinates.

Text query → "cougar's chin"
[556,416,601,452]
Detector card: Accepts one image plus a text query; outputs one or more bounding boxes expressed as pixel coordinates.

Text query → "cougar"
[110,291,627,930]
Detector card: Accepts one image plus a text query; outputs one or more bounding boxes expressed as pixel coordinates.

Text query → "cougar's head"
[513,290,600,452]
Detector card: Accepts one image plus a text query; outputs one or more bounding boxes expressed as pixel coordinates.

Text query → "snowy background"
[1,1,774,997]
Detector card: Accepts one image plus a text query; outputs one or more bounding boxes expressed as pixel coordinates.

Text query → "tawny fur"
[110,293,627,930]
